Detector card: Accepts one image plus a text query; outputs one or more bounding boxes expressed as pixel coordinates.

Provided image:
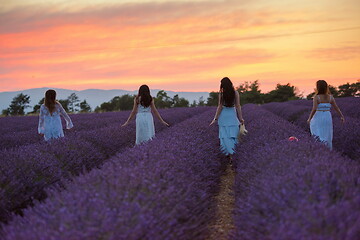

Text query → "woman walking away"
[38,89,73,141]
[122,85,169,145]
[307,80,345,150]
[210,77,245,161]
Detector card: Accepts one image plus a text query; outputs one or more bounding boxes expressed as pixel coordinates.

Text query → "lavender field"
[1,100,359,239]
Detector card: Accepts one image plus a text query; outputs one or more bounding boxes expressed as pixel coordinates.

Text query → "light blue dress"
[38,103,73,141]
[310,96,333,150]
[218,106,240,155]
[136,105,155,145]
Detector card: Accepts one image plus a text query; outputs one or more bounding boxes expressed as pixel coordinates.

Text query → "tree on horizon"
[2,93,31,116]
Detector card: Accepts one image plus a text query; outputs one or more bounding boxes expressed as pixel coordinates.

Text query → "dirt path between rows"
[207,163,235,239]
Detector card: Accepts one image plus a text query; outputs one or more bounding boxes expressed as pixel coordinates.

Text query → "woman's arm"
[122,98,138,127]
[150,98,169,126]
[235,91,245,124]
[209,92,223,126]
[38,105,45,136]
[330,96,345,123]
[58,102,74,129]
[307,96,318,124]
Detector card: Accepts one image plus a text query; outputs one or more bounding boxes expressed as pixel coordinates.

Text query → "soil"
[207,163,235,240]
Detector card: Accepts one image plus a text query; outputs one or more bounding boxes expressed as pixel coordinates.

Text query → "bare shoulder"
[330,94,335,101]
[313,95,318,102]
[55,101,63,108]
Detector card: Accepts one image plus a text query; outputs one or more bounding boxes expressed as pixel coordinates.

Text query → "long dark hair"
[316,80,330,95]
[137,85,152,107]
[220,77,235,107]
[45,89,56,114]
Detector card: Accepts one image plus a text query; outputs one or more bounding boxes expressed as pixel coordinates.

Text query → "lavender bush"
[0,107,210,224]
[232,104,360,239]
[2,109,225,240]
[287,97,360,119]
[262,98,360,160]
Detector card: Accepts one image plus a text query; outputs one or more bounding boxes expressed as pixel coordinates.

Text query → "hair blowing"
[45,89,57,114]
[138,85,152,107]
[316,80,330,95]
[220,77,235,107]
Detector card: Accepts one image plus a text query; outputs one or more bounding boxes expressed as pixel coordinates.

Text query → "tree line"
[1,93,91,116]
[207,80,359,106]
[94,90,190,112]
[2,81,358,116]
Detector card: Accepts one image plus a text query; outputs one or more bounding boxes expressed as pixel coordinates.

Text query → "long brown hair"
[316,80,330,95]
[45,89,57,114]
[137,85,152,107]
[220,77,235,107]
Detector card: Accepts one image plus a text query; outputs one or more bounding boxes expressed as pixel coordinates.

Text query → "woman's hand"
[340,116,345,123]
[39,133,44,137]
[121,122,128,127]
[209,119,216,126]
[307,119,311,125]
[240,118,245,124]
[162,120,170,127]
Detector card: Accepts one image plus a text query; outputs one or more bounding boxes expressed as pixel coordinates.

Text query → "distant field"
[1,99,359,239]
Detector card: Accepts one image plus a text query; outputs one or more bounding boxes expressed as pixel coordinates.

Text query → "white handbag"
[238,124,248,139]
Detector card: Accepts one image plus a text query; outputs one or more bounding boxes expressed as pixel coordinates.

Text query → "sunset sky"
[1,0,359,95]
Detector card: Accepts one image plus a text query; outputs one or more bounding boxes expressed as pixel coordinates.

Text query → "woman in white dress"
[122,85,169,145]
[307,80,345,150]
[38,89,73,141]
[210,77,245,161]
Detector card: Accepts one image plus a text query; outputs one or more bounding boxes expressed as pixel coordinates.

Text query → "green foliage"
[117,94,136,110]
[95,94,135,112]
[206,92,218,106]
[96,91,192,112]
[172,94,189,107]
[207,81,301,105]
[58,99,70,112]
[30,97,45,114]
[237,80,263,105]
[197,96,206,106]
[154,90,172,108]
[263,83,300,103]
[80,100,92,113]
[67,93,80,113]
[306,82,358,99]
[338,82,360,97]
[3,93,31,116]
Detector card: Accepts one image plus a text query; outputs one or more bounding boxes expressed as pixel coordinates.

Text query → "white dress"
[310,96,333,150]
[38,103,73,141]
[135,104,155,145]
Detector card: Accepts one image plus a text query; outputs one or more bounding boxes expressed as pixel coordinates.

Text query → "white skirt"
[310,111,333,149]
[136,112,155,145]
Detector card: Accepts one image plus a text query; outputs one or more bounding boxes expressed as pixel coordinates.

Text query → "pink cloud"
[308,46,360,61]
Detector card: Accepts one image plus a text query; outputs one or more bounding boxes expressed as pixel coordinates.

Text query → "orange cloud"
[0,0,359,93]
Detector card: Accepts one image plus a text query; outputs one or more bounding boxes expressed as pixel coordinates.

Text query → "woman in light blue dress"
[210,77,245,161]
[307,80,345,150]
[38,89,73,141]
[122,85,169,145]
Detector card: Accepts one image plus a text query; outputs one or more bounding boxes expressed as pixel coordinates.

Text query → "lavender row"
[232,104,360,239]
[0,112,128,150]
[0,111,119,135]
[262,101,360,160]
[0,107,210,224]
[295,112,360,160]
[0,108,196,151]
[287,97,360,119]
[2,109,224,240]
